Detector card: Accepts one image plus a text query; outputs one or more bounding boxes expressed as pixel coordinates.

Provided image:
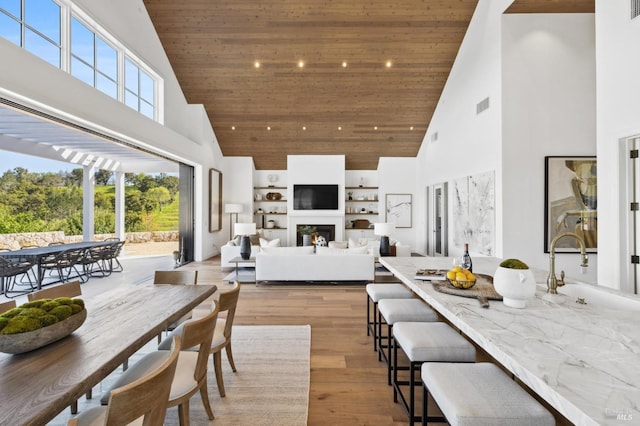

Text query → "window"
[0,0,61,67]
[70,17,117,99]
[0,0,161,121]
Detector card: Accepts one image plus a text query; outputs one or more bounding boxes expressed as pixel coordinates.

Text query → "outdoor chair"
[39,248,87,284]
[68,336,181,426]
[0,256,35,297]
[102,240,125,273]
[78,245,111,278]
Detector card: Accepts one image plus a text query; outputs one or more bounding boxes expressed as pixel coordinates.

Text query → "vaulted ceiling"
[143,0,594,170]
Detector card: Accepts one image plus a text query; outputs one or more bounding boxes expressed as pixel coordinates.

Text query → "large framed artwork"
[544,156,597,253]
[452,171,495,256]
[385,193,412,228]
[209,168,222,232]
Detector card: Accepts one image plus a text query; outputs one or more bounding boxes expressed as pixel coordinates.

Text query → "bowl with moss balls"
[0,297,86,354]
[493,259,536,309]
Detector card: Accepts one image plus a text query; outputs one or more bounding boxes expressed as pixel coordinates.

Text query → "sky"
[0,151,76,174]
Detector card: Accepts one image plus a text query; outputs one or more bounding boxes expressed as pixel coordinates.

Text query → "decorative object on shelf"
[235,222,257,260]
[348,191,353,200]
[359,177,364,187]
[255,193,262,200]
[493,258,536,308]
[385,193,412,228]
[224,203,243,240]
[316,236,327,247]
[265,192,282,200]
[0,298,87,354]
[267,174,278,187]
[352,219,370,229]
[298,225,316,246]
[544,156,597,253]
[266,219,276,229]
[374,222,395,257]
[209,168,222,232]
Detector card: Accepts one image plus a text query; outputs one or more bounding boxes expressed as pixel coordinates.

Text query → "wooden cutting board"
[431,273,502,300]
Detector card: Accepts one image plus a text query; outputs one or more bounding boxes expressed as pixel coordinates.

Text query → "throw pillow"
[328,240,348,249]
[259,237,281,248]
[348,238,366,248]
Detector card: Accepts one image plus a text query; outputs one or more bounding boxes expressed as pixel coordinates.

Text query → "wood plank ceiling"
[143,0,593,170]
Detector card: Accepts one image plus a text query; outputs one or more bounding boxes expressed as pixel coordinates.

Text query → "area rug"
[50,325,310,425]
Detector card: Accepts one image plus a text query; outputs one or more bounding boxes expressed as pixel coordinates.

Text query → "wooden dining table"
[0,282,217,426]
[0,241,115,291]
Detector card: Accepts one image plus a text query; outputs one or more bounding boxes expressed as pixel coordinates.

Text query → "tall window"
[70,17,117,99]
[0,0,160,121]
[0,0,61,68]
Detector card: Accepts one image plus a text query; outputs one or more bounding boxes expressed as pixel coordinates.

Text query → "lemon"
[446,271,456,280]
[452,266,463,273]
[466,272,476,281]
[455,272,467,281]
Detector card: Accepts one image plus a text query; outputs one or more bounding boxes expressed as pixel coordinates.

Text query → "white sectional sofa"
[255,246,375,282]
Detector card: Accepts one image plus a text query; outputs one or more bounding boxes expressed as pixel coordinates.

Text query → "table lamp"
[224,203,243,240]
[374,222,395,257]
[234,222,256,260]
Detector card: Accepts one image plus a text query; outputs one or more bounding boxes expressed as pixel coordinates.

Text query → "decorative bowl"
[265,192,282,200]
[0,309,87,354]
[493,266,536,308]
[447,278,476,289]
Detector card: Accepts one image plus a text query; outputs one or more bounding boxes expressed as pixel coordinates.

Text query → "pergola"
[0,100,179,241]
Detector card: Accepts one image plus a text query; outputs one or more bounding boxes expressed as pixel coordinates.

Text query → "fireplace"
[296,224,335,246]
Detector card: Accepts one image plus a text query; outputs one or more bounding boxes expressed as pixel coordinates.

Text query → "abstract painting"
[452,171,495,255]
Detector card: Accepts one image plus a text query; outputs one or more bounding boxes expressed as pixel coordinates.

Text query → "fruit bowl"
[447,278,476,289]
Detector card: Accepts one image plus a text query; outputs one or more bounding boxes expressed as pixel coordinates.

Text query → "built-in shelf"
[255,200,286,203]
[254,186,286,190]
[255,212,287,215]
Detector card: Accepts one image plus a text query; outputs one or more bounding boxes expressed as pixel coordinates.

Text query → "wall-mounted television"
[293,184,339,210]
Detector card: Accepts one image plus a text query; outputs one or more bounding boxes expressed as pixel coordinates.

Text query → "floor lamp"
[224,203,243,240]
[374,222,395,257]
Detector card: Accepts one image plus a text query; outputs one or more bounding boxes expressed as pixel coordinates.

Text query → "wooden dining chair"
[209,281,241,397]
[27,280,82,301]
[102,302,220,426]
[68,336,182,426]
[154,270,199,343]
[27,280,85,414]
[0,300,16,314]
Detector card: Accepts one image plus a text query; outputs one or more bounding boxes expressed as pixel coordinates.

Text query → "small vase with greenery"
[298,225,317,246]
[493,258,536,308]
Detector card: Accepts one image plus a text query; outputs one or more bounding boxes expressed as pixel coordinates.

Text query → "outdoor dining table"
[0,241,114,290]
[0,281,217,426]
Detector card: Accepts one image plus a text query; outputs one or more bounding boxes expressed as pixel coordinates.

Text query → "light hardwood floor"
[181,257,411,425]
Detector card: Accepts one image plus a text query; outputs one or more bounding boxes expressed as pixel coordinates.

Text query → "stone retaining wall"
[0,231,179,250]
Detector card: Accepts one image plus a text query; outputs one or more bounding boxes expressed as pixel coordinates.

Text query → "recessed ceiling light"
[298,60,305,68]
[267,126,271,131]
[254,61,260,68]
[410,126,414,130]
[338,126,342,131]
[374,126,378,130]
[385,60,392,68]
[342,61,347,68]
[302,126,306,131]
[231,126,236,130]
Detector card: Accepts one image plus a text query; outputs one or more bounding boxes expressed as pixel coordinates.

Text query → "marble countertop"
[380,256,639,426]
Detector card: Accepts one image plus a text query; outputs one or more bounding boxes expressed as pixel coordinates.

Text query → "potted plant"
[298,225,317,246]
[493,259,537,308]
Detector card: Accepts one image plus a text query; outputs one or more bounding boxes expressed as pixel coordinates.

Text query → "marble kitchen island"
[380,256,639,426]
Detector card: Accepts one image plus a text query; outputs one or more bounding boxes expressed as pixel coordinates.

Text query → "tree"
[147,187,171,210]
[67,168,83,186]
[95,169,112,186]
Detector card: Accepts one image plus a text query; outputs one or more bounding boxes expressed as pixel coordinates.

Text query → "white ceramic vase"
[493,267,537,308]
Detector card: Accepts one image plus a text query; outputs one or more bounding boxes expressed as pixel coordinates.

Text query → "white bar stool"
[366,283,414,351]
[377,298,439,385]
[393,322,476,426]
[421,362,555,426]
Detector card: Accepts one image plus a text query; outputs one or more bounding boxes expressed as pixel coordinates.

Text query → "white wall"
[378,157,417,248]
[595,1,640,290]
[502,13,597,283]
[416,0,511,257]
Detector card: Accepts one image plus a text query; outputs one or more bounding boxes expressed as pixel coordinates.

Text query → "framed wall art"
[544,156,597,253]
[385,193,412,228]
[209,168,222,232]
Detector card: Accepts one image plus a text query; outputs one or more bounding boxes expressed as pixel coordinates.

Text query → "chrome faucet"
[547,232,589,294]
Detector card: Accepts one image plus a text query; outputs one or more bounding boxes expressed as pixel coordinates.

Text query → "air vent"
[476,97,490,114]
[632,0,640,19]
[431,132,438,143]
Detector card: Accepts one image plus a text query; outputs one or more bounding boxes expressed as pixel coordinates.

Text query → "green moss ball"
[49,305,73,321]
[499,258,529,269]
[71,299,85,309]
[1,308,23,319]
[0,317,8,332]
[40,300,61,312]
[39,314,59,328]
[55,297,74,306]
[69,303,83,315]
[18,307,48,318]
[0,316,42,334]
[22,300,48,309]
